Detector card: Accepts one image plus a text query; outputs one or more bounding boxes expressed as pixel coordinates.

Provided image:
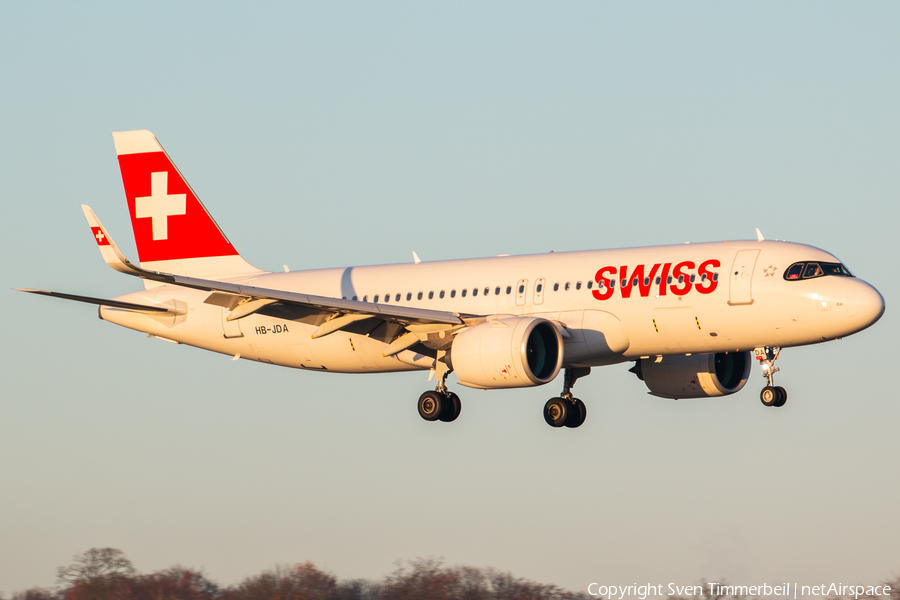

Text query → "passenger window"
[598,280,605,288]
[450,290,456,298]
[428,291,434,299]
[352,296,358,301]
[506,286,512,294]
[396,293,401,302]
[485,287,490,296]
[536,283,543,293]
[473,288,479,297]
[518,284,525,294]
[374,295,379,303]
[621,279,627,287]
[701,274,707,282]
[610,279,616,288]
[565,282,571,291]
[678,275,684,283]
[553,283,560,291]
[587,280,593,289]
[803,263,824,279]
[713,273,718,281]
[462,289,467,297]
[363,295,368,302]
[644,277,650,286]
[440,290,445,299]
[667,276,673,284]
[576,282,582,290]
[689,275,695,283]
[632,278,638,287]
[655,277,661,285]
[417,291,423,300]
[495,287,500,295]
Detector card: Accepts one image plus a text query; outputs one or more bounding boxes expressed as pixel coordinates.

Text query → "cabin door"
[728,250,759,306]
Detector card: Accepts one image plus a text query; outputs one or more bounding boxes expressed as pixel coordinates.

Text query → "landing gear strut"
[417,354,461,423]
[755,346,787,407]
[544,367,590,428]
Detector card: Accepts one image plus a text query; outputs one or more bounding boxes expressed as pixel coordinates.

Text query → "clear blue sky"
[2,1,898,594]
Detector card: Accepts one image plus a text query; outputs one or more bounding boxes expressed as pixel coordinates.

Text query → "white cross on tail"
[134,171,186,240]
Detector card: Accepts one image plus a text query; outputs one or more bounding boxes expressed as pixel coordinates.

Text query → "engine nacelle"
[633,352,752,399]
[450,317,564,389]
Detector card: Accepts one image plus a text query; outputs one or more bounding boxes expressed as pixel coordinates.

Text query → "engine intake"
[450,317,563,389]
[633,352,751,399]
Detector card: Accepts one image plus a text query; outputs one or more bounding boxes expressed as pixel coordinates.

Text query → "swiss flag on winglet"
[91,227,110,246]
[116,148,239,264]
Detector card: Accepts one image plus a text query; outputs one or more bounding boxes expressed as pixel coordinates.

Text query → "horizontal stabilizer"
[16,289,183,315]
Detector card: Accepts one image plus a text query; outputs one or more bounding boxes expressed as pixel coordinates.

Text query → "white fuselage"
[99,240,885,376]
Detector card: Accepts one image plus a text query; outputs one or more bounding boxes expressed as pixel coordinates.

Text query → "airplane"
[19,130,885,428]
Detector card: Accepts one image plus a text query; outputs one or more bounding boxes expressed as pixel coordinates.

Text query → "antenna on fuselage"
[756,228,765,242]
[412,251,421,264]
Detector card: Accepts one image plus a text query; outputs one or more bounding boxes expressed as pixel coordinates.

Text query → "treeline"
[6,549,898,600]
[4,548,593,600]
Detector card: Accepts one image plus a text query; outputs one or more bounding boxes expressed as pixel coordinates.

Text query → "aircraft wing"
[80,205,464,327]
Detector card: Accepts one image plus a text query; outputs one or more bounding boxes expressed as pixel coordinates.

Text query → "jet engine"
[631,352,751,399]
[450,317,564,389]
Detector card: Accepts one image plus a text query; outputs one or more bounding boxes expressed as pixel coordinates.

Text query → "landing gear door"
[728,249,759,306]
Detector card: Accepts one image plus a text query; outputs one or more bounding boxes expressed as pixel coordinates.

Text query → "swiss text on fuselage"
[592,259,721,301]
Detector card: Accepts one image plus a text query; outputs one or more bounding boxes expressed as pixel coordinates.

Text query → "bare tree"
[56,548,136,585]
[225,562,336,600]
[119,567,219,600]
[55,548,136,600]
[11,591,58,600]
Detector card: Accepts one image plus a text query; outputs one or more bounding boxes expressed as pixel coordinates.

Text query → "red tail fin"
[112,130,262,279]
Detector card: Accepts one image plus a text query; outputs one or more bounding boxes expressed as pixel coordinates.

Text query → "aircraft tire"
[564,399,587,428]
[760,386,778,407]
[773,386,787,407]
[544,398,568,428]
[439,392,462,422]
[418,391,443,421]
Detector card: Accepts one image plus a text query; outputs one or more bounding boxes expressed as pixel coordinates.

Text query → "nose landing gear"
[544,367,590,428]
[755,346,787,407]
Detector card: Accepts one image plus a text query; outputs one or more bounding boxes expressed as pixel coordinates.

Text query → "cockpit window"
[821,263,853,277]
[784,261,854,281]
[803,263,824,278]
[785,263,803,280]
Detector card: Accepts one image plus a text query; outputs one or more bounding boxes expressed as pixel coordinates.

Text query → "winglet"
[81,205,142,275]
[755,228,765,242]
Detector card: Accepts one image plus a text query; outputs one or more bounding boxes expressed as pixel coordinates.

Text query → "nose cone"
[846,280,885,333]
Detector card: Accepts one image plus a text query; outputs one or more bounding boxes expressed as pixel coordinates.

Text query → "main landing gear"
[417,359,461,423]
[755,346,787,408]
[544,367,590,428]
[417,390,461,422]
